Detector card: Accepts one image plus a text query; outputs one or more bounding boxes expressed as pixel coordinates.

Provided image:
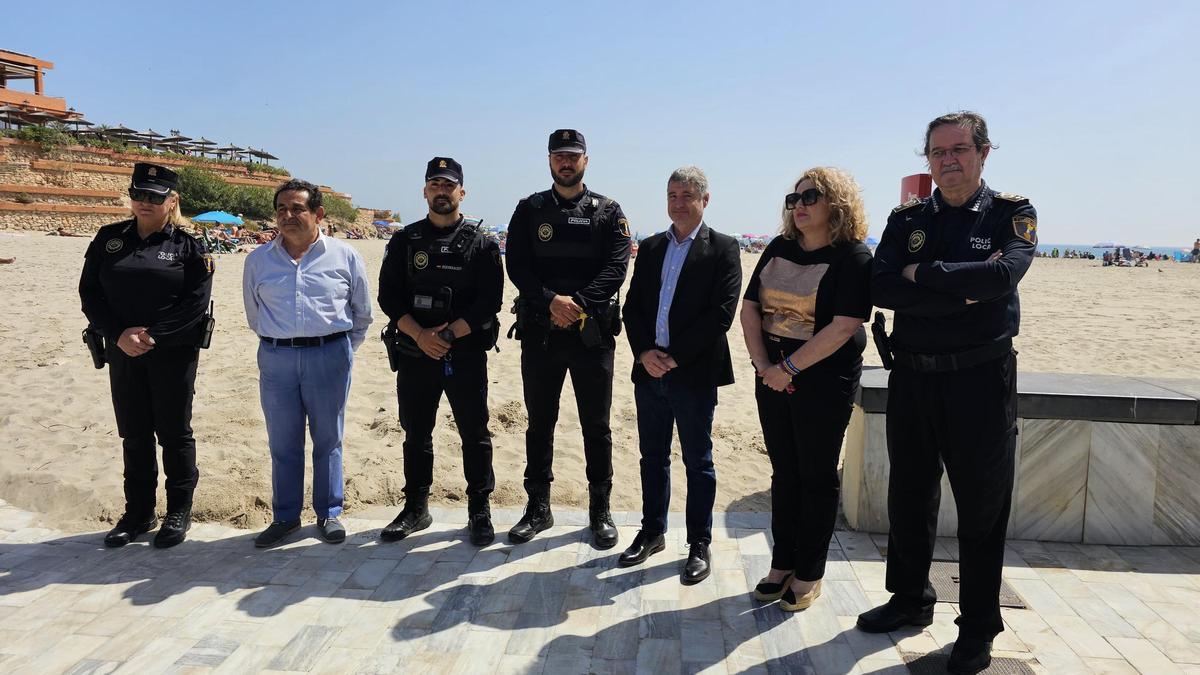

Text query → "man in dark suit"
[618,166,742,584]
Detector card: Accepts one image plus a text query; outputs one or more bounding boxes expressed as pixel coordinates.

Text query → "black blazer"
[623,223,742,387]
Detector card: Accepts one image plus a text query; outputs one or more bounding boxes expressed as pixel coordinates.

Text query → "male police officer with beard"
[505,129,631,548]
[858,112,1036,675]
[377,157,503,546]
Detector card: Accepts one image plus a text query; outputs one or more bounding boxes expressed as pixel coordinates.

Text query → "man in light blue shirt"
[243,179,373,548]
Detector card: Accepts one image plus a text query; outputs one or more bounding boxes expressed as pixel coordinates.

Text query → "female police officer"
[80,162,214,548]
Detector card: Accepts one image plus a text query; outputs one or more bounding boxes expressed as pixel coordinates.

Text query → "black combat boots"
[588,483,618,549]
[508,483,553,543]
[467,493,495,546]
[381,490,433,542]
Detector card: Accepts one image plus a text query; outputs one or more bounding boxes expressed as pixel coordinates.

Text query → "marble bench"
[842,368,1200,546]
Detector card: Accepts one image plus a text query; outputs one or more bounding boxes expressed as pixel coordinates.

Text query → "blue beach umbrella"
[192,211,244,225]
[865,236,880,246]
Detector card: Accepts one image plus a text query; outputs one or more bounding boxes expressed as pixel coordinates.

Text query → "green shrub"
[6,124,73,152]
[226,185,276,221]
[323,195,356,222]
[176,167,231,215]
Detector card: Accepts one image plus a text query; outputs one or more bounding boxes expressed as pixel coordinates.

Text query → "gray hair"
[668,166,708,196]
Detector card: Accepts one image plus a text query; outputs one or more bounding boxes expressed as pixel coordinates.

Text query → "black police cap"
[425,157,463,185]
[548,129,586,154]
[131,162,178,195]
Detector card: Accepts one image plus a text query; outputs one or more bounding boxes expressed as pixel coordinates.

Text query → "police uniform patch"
[105,238,124,253]
[908,230,926,253]
[1013,216,1037,244]
[413,251,430,269]
[617,218,630,238]
[203,253,215,274]
[538,223,553,242]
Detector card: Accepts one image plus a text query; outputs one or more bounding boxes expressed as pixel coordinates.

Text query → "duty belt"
[260,331,348,348]
[892,339,1012,373]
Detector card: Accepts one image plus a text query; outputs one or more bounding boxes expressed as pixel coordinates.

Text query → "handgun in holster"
[871,311,894,370]
[82,326,106,369]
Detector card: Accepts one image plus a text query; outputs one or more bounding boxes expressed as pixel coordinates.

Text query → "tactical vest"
[523,190,612,295]
[402,218,482,326]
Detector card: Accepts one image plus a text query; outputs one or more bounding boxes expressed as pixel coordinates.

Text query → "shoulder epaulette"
[523,192,545,209]
[994,192,1029,203]
[891,197,923,215]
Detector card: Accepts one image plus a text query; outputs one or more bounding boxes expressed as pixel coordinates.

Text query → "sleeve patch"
[1013,216,1037,244]
[617,218,630,238]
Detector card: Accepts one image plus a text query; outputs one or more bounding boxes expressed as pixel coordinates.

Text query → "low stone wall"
[0,210,121,232]
[842,369,1200,546]
[0,138,352,234]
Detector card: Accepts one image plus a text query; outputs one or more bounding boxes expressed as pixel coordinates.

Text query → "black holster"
[591,298,622,337]
[871,311,894,370]
[197,301,216,349]
[82,326,106,369]
[508,297,549,343]
[381,326,402,372]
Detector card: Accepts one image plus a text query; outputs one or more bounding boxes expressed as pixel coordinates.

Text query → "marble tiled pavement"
[1,500,1199,674]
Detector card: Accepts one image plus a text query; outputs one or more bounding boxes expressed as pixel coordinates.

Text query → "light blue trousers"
[257,336,352,521]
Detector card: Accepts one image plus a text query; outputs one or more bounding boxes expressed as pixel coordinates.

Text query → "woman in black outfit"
[79,162,214,548]
[741,167,872,611]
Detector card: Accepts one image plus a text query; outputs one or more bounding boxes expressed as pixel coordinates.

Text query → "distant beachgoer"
[1192,238,1199,262]
[0,257,13,264]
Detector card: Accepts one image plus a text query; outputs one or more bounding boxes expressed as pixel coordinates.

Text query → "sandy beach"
[1,231,1198,532]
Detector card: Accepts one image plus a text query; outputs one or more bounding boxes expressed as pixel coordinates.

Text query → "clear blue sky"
[4,1,1197,246]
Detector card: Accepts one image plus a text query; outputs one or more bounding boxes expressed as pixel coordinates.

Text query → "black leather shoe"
[381,503,432,542]
[682,542,711,584]
[588,484,618,549]
[153,510,191,548]
[947,636,993,674]
[617,530,665,567]
[467,494,494,547]
[856,602,935,633]
[104,514,158,548]
[508,485,553,544]
[255,519,301,548]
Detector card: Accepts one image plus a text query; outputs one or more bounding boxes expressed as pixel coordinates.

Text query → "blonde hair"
[129,189,191,229]
[779,167,868,245]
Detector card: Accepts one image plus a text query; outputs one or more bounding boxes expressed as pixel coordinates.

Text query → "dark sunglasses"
[784,188,822,210]
[128,188,168,205]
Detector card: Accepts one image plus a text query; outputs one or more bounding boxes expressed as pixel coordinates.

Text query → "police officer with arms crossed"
[377,157,503,546]
[857,111,1036,675]
[505,129,631,548]
[80,162,214,548]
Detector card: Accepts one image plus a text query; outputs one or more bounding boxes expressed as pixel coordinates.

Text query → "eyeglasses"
[928,145,977,161]
[784,188,822,210]
[128,188,168,205]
